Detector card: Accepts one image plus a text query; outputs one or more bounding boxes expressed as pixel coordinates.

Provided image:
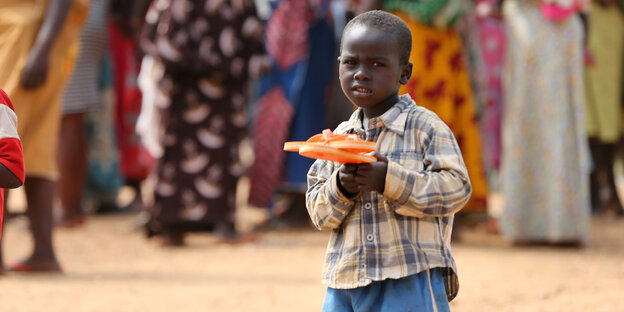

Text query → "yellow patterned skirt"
[394,12,488,213]
[0,0,87,179]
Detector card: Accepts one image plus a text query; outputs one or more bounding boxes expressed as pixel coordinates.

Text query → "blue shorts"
[322,268,451,312]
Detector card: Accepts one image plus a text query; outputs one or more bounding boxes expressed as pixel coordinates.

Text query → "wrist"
[337,176,357,198]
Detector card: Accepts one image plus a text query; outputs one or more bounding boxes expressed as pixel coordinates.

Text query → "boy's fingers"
[340,164,358,173]
[357,163,372,171]
[354,175,369,185]
[366,151,387,162]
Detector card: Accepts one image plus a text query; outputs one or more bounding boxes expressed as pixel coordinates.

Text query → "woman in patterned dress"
[140,0,266,245]
[500,0,591,245]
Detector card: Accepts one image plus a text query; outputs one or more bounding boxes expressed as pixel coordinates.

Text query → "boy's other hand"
[355,152,387,194]
[20,48,49,89]
[338,164,359,197]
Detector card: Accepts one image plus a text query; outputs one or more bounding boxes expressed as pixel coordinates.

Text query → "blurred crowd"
[0,0,623,272]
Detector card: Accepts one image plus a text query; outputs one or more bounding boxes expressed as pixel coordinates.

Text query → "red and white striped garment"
[0,88,25,237]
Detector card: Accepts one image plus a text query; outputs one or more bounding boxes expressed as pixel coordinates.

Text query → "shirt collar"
[345,94,413,136]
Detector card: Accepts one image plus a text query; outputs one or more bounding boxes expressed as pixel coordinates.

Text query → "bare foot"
[159,231,186,247]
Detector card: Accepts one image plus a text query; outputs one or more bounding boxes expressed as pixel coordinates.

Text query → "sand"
[1,207,623,312]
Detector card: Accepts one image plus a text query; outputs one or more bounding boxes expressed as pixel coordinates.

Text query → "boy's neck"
[362,93,400,120]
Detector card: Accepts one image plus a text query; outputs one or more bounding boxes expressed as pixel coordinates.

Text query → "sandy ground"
[1,179,623,312]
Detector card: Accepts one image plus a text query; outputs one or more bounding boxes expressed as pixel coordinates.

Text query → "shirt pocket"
[389,151,424,172]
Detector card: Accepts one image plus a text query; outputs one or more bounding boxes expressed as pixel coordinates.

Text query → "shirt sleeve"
[0,90,25,184]
[382,119,472,217]
[305,159,356,230]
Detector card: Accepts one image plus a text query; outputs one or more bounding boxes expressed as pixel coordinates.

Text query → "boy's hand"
[355,152,388,193]
[338,164,359,197]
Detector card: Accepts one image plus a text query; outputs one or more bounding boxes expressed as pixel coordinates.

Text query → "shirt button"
[366,234,374,241]
[364,202,372,209]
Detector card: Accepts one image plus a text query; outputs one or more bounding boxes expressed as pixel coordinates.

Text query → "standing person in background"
[0,0,88,272]
[500,0,591,246]
[140,0,267,245]
[584,0,624,216]
[474,0,505,188]
[354,0,489,238]
[57,0,110,227]
[0,89,25,272]
[109,0,154,213]
[83,53,124,214]
[247,0,335,227]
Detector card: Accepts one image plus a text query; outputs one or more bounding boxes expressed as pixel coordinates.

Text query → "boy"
[0,89,26,241]
[306,10,472,311]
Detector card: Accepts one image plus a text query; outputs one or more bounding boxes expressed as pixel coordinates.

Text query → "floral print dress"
[140,0,264,236]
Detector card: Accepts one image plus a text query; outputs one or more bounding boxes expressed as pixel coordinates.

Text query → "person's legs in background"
[589,138,624,216]
[12,177,62,271]
[57,113,87,226]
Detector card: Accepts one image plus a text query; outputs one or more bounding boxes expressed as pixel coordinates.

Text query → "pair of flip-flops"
[284,129,377,164]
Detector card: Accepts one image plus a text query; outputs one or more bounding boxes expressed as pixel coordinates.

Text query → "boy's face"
[339,24,412,117]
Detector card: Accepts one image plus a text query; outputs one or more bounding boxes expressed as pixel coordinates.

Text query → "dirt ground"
[1,189,623,312]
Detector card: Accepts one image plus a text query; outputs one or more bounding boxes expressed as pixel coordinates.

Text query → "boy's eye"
[372,61,385,67]
[343,59,356,65]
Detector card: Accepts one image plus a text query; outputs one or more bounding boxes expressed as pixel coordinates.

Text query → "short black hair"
[341,10,412,65]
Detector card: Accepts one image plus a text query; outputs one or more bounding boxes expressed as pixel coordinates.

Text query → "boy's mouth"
[352,86,372,95]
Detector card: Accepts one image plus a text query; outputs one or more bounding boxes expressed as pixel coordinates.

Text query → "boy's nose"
[354,68,370,80]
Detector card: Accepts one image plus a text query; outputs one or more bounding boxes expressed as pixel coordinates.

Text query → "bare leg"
[0,189,8,273]
[603,144,624,215]
[589,138,603,215]
[57,113,87,227]
[10,177,61,272]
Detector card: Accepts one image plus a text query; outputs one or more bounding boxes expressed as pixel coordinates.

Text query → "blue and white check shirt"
[306,94,471,301]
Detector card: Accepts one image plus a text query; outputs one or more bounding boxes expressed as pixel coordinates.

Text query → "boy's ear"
[337,56,341,63]
[399,62,413,85]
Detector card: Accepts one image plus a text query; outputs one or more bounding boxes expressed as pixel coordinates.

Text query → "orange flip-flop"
[328,136,376,153]
[299,144,376,164]
[283,141,305,152]
[284,129,377,164]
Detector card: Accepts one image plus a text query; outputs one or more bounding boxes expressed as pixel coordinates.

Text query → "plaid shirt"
[306,94,471,301]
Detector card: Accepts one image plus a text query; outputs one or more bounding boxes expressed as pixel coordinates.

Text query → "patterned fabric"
[248,0,334,207]
[306,94,471,301]
[584,2,624,143]
[0,0,88,179]
[141,0,264,76]
[85,54,123,199]
[110,18,155,181]
[0,89,25,238]
[62,0,110,115]
[383,0,467,28]
[500,0,591,244]
[476,16,505,172]
[141,0,265,234]
[248,88,294,206]
[264,0,311,70]
[394,12,488,212]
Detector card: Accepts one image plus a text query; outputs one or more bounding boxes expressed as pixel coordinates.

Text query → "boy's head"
[338,10,413,117]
